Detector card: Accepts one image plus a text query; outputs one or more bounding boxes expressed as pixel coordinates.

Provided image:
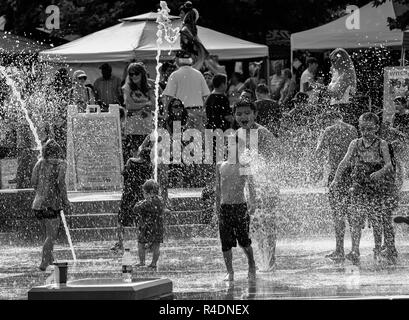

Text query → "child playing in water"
[111,145,152,253]
[31,139,70,271]
[233,99,279,270]
[215,136,257,281]
[315,110,358,262]
[133,179,165,270]
[233,100,275,159]
[330,112,398,266]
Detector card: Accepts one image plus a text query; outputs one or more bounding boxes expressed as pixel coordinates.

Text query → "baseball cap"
[73,70,87,79]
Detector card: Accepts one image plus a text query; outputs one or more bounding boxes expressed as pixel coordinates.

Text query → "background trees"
[2,0,402,43]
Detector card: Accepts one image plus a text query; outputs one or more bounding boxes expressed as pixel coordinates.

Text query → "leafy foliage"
[0,0,385,42]
[373,0,409,31]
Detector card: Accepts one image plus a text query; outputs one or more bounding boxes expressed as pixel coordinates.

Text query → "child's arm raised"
[330,139,357,189]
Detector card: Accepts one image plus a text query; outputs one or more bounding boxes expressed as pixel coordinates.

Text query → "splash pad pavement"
[1,185,409,300]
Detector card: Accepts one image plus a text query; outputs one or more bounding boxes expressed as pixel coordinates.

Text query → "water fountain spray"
[0,65,77,263]
[153,1,180,181]
[244,148,280,272]
[0,66,42,155]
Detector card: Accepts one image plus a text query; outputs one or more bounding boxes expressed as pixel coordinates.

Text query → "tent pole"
[401,45,405,66]
[290,49,293,74]
[265,56,270,87]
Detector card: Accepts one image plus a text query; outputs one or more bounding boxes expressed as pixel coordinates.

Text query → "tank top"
[351,138,396,195]
[353,138,383,165]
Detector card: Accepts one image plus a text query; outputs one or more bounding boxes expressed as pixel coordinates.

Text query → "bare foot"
[248,268,256,281]
[223,272,234,281]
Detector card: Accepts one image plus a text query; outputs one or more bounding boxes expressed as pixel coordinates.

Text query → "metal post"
[401,45,406,66]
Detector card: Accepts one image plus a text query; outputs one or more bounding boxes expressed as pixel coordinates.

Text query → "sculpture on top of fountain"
[178,1,225,74]
[178,1,208,71]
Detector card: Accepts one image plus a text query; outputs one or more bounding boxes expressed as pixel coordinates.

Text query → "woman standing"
[31,139,70,271]
[278,68,296,108]
[327,48,359,127]
[69,70,96,112]
[122,63,155,162]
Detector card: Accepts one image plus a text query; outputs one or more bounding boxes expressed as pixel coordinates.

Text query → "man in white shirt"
[163,50,210,132]
[300,57,318,96]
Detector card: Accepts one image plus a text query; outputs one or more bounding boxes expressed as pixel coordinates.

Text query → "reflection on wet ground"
[2,232,409,300]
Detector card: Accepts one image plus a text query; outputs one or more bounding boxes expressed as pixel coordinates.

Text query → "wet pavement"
[2,230,409,300]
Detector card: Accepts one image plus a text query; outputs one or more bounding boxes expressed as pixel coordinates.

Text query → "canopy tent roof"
[39,12,268,63]
[0,31,51,55]
[291,0,409,51]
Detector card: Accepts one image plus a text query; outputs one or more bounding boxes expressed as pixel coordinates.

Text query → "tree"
[1,0,406,47]
[373,0,409,31]
[0,0,376,42]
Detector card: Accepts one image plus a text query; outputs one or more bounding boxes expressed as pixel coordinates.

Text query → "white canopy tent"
[290,0,409,64]
[39,12,269,83]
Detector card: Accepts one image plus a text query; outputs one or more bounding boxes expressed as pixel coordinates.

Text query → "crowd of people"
[116,46,409,278]
[23,42,409,277]
[9,0,408,279]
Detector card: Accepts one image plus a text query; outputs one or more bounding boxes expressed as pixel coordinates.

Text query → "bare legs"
[327,188,347,260]
[138,242,160,268]
[222,245,256,281]
[137,242,146,266]
[150,243,160,267]
[242,245,256,280]
[222,249,234,278]
[110,223,124,252]
[39,217,60,270]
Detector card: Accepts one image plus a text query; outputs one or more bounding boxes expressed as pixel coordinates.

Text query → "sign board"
[383,66,409,123]
[0,158,17,189]
[66,104,123,191]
